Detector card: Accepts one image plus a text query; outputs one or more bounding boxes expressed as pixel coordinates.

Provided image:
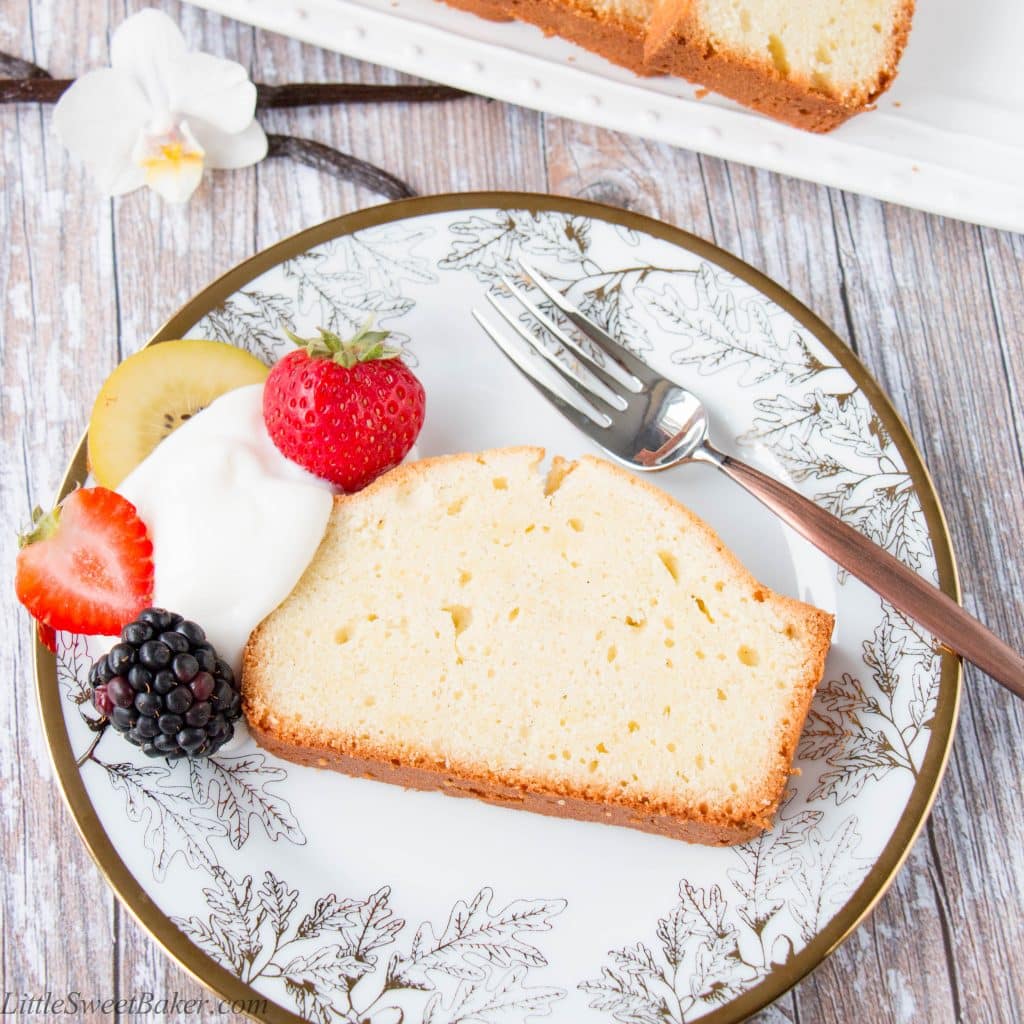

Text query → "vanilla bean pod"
[0,52,51,79]
[0,54,468,107]
[265,134,416,200]
[255,82,467,106]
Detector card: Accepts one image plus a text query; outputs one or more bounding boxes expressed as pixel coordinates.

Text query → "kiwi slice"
[88,339,270,488]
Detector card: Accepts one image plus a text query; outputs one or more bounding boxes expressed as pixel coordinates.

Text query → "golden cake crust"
[437,0,514,23]
[499,0,652,74]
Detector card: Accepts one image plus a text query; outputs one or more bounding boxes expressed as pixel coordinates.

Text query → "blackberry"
[88,608,242,758]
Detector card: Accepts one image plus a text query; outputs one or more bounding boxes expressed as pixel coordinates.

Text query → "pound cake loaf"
[439,0,914,130]
[243,448,834,845]
[645,0,915,131]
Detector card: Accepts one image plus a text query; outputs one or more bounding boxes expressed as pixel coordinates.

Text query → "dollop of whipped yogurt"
[117,383,334,673]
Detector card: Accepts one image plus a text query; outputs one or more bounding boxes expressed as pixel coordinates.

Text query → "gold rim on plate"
[34,192,962,1024]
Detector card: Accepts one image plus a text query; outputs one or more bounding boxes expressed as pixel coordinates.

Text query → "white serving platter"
[190,0,1024,232]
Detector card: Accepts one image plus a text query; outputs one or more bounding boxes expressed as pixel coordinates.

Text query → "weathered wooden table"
[2,2,1022,1021]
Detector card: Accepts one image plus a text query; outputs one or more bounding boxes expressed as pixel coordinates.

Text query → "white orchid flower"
[53,9,267,202]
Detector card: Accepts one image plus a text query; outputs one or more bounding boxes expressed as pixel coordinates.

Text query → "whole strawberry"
[263,322,425,492]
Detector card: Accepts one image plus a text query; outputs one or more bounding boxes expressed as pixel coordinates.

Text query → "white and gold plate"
[37,194,959,1024]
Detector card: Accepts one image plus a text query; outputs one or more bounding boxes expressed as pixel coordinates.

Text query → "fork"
[473,259,1024,699]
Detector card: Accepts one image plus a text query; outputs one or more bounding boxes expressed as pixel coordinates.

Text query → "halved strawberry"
[15,488,154,635]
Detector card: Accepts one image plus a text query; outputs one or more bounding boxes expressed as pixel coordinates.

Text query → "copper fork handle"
[708,451,1024,698]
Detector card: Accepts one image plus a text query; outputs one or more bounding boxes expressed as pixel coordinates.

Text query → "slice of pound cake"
[243,448,834,845]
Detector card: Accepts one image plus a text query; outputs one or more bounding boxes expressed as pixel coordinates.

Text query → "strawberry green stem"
[283,317,401,368]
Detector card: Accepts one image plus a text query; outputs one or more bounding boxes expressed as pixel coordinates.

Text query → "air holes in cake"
[459,569,472,586]
[663,705,671,717]
[447,496,467,516]
[658,550,680,582]
[588,760,599,773]
[334,625,352,644]
[667,742,676,753]
[696,650,706,660]
[664,637,675,648]
[508,607,520,622]
[628,720,639,733]
[714,581,724,592]
[492,476,508,490]
[768,35,790,76]
[717,688,727,702]
[753,589,766,603]
[367,613,378,623]
[784,623,798,639]
[545,459,574,495]
[739,7,751,31]
[443,604,472,636]
[694,596,715,623]
[738,645,760,667]
[596,742,608,754]
[562,749,571,760]
[625,614,645,628]
[607,645,617,663]
[568,517,584,532]
[524,523,536,534]
[363,695,376,707]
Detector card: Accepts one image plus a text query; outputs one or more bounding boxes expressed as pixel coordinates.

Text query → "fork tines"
[473,260,648,431]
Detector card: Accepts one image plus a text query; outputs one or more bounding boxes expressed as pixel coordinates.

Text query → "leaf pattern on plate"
[200,288,296,364]
[193,222,436,367]
[188,754,306,849]
[423,966,564,1024]
[799,605,940,802]
[175,876,566,1023]
[100,759,225,878]
[82,752,306,880]
[390,889,566,985]
[640,265,837,386]
[581,800,871,1022]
